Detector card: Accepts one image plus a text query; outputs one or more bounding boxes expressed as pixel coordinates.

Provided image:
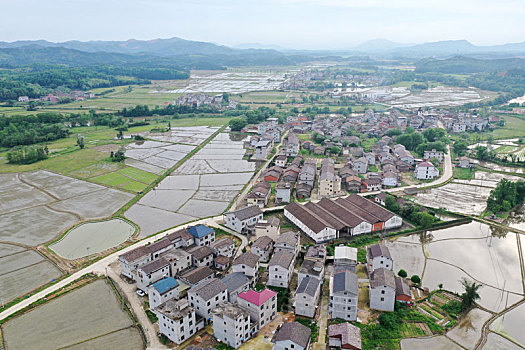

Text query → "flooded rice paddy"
[1,280,143,350]
[125,130,255,237]
[50,219,136,260]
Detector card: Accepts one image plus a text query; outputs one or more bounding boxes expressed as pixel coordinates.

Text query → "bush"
[411,275,421,284]
[6,145,49,164]
[398,269,408,278]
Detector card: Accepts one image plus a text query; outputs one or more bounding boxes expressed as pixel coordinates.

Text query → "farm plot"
[418,222,525,312]
[385,240,426,278]
[0,246,62,304]
[0,170,133,246]
[156,70,288,94]
[484,332,523,349]
[446,308,492,349]
[2,279,143,350]
[126,132,255,237]
[401,336,463,350]
[388,86,484,108]
[50,219,136,260]
[477,161,525,174]
[413,183,491,215]
[490,302,525,347]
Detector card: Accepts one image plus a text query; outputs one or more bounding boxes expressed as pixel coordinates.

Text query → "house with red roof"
[236,289,277,330]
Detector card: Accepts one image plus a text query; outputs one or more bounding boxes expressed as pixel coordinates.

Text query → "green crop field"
[92,172,134,187]
[118,167,158,183]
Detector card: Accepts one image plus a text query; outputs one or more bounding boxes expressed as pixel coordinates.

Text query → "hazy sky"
[1,0,524,49]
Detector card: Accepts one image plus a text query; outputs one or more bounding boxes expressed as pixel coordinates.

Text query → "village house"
[352,157,368,174]
[188,278,228,321]
[236,289,277,330]
[222,272,251,303]
[154,298,203,345]
[247,182,271,208]
[334,246,357,272]
[264,128,281,143]
[275,182,292,203]
[275,155,287,167]
[274,231,300,257]
[369,268,396,312]
[295,182,313,199]
[211,237,236,258]
[180,266,215,287]
[148,277,180,309]
[424,149,444,163]
[458,156,474,168]
[382,171,398,187]
[224,205,263,233]
[251,236,274,262]
[294,275,321,318]
[395,148,415,165]
[343,175,362,193]
[119,246,154,281]
[232,252,260,278]
[298,161,316,187]
[297,258,324,285]
[414,161,439,180]
[254,217,280,239]
[212,302,254,349]
[375,192,387,206]
[328,322,362,350]
[395,276,412,304]
[167,228,195,248]
[329,270,359,321]
[267,250,295,288]
[188,246,214,268]
[273,322,312,350]
[254,140,272,160]
[188,225,215,246]
[364,177,382,191]
[282,165,300,183]
[214,255,231,271]
[319,158,342,198]
[136,258,170,291]
[284,133,300,157]
[367,244,393,272]
[263,166,284,183]
[160,247,192,276]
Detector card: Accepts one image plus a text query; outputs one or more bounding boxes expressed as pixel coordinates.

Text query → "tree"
[411,275,421,284]
[423,128,446,142]
[398,269,408,278]
[76,135,85,149]
[453,140,468,156]
[229,117,247,132]
[438,283,444,290]
[460,278,482,311]
[475,146,491,161]
[111,147,126,162]
[419,212,436,228]
[384,195,400,213]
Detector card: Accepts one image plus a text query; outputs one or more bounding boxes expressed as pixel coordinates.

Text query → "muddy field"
[0,245,62,303]
[389,86,484,108]
[126,132,255,237]
[50,219,136,260]
[490,302,525,347]
[2,279,143,350]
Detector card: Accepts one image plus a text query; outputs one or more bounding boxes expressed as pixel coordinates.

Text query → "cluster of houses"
[18,90,95,104]
[247,117,284,160]
[173,93,238,109]
[443,112,491,133]
[284,194,403,243]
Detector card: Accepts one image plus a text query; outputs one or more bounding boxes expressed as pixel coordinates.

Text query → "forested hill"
[415,56,525,74]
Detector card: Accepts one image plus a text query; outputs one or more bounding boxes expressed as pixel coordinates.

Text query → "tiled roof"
[238,289,276,306]
[274,322,311,348]
[296,275,320,297]
[189,278,227,301]
[269,250,294,269]
[332,270,358,295]
[275,231,298,247]
[181,266,214,285]
[150,277,179,295]
[188,225,215,239]
[139,257,169,274]
[189,245,213,260]
[367,243,392,260]
[221,272,250,293]
[233,251,259,268]
[328,322,362,349]
[370,267,396,289]
[252,236,274,250]
[229,205,262,221]
[119,245,151,262]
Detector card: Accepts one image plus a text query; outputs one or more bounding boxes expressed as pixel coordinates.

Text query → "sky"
[1,0,524,49]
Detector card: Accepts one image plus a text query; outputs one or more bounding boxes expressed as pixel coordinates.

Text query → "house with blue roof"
[188,225,216,246]
[148,276,180,308]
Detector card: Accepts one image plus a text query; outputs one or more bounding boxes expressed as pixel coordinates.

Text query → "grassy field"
[484,115,525,140]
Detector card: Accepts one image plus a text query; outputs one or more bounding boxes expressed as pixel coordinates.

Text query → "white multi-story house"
[294,275,321,318]
[224,206,264,233]
[414,161,439,180]
[154,298,203,345]
[369,268,396,312]
[329,270,359,321]
[274,231,300,257]
[188,246,214,268]
[424,149,444,163]
[352,157,368,174]
[275,155,287,168]
[180,266,215,287]
[284,133,300,157]
[211,237,236,258]
[188,225,216,246]
[254,217,280,239]
[254,140,272,160]
[334,246,357,272]
[319,158,342,197]
[167,228,195,248]
[160,248,192,276]
[136,257,170,291]
[232,252,260,278]
[118,238,173,281]
[382,171,398,187]
[148,277,180,309]
[267,250,295,288]
[298,258,324,285]
[366,244,393,272]
[273,322,312,350]
[212,302,254,349]
[237,289,277,330]
[221,272,251,303]
[188,278,228,321]
[251,236,274,262]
